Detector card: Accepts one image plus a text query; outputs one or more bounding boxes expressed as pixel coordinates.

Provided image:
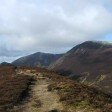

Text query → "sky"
[0,0,112,62]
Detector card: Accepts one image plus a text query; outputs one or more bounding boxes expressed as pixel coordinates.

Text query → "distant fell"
[12,52,63,68]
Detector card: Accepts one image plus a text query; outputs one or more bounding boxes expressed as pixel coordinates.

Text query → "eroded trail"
[24,73,64,112]
[11,71,97,112]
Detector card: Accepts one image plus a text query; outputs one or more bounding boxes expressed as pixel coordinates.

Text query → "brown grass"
[44,72,112,112]
[0,66,112,111]
[0,66,34,112]
[0,66,16,76]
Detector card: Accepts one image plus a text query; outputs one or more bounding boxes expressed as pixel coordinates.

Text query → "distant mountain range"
[12,52,63,68]
[12,41,112,94]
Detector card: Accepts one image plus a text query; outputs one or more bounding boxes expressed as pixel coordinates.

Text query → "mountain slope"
[12,52,63,68]
[49,41,112,94]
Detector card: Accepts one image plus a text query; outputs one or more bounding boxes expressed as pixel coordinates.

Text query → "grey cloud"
[0,0,112,62]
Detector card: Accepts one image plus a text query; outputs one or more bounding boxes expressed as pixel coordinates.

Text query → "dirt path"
[23,73,64,112]
[11,71,95,112]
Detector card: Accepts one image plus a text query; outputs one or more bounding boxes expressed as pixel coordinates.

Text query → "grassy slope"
[43,71,112,112]
[0,67,112,112]
[0,66,34,112]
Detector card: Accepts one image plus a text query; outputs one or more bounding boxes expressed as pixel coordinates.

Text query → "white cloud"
[0,0,112,62]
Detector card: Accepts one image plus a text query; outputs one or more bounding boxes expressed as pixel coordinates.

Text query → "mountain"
[49,41,112,94]
[12,52,63,68]
[0,62,14,67]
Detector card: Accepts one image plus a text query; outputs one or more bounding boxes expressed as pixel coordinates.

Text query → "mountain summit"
[49,41,112,74]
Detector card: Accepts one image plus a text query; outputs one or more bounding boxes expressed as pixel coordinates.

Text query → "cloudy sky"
[0,0,112,62]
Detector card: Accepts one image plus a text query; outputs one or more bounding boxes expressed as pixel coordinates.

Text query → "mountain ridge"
[12,52,64,68]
